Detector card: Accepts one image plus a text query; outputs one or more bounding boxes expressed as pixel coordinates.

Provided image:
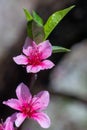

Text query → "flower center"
[21,103,35,118]
[28,48,41,65]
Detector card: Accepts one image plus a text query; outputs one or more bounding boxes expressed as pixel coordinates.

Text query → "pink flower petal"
[10,113,17,122]
[38,40,52,59]
[15,113,26,127]
[32,91,50,110]
[5,113,17,125]
[5,117,14,130]
[41,60,55,69]
[13,54,28,65]
[32,112,51,128]
[26,60,54,73]
[16,83,32,103]
[3,99,21,110]
[26,65,42,73]
[23,37,33,48]
[23,37,36,56]
[4,113,17,130]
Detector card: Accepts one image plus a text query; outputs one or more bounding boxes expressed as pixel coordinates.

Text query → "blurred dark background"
[0,0,87,130]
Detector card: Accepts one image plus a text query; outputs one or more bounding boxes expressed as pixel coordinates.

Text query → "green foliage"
[32,11,44,43]
[32,21,45,44]
[24,9,44,43]
[52,46,70,53]
[27,21,33,39]
[44,5,75,40]
[23,8,33,21]
[24,6,75,44]
[32,11,43,26]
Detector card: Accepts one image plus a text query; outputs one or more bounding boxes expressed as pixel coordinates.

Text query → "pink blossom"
[0,114,16,130]
[3,83,51,128]
[13,37,54,73]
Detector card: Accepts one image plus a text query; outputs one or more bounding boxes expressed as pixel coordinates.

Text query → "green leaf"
[44,5,75,40]
[32,21,45,44]
[52,46,70,53]
[27,21,33,39]
[24,9,44,41]
[32,11,43,26]
[24,8,33,21]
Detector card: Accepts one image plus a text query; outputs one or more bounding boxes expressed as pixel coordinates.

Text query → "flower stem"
[29,73,37,89]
